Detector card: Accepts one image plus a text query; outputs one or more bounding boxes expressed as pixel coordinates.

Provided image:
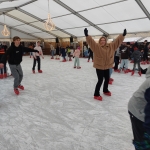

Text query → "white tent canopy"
[0,0,150,40]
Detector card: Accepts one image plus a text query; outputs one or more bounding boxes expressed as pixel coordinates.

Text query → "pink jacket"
[73,49,80,57]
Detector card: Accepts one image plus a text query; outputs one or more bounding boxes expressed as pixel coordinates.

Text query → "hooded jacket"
[86,35,124,70]
[131,49,142,62]
[128,66,150,122]
[0,42,38,65]
[119,45,130,59]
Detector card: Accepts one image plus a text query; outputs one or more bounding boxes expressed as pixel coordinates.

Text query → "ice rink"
[0,56,149,150]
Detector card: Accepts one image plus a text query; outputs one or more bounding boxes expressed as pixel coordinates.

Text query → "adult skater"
[0,36,39,95]
[87,47,93,62]
[32,41,44,74]
[118,42,130,73]
[128,66,150,150]
[84,28,126,100]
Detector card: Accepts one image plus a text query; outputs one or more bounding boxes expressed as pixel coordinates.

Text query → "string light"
[44,0,55,31]
[1,14,10,37]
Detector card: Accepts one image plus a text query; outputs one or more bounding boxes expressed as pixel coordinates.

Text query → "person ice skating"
[32,41,44,74]
[87,47,93,62]
[109,68,114,84]
[131,43,142,76]
[66,46,72,61]
[28,43,34,58]
[142,40,149,65]
[56,44,61,60]
[0,44,7,78]
[84,28,126,101]
[73,47,81,69]
[61,46,66,62]
[128,66,150,150]
[0,36,39,95]
[50,43,55,59]
[114,47,121,71]
[118,42,130,73]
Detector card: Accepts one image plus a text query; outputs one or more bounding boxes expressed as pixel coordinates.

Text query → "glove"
[84,28,88,37]
[123,29,127,36]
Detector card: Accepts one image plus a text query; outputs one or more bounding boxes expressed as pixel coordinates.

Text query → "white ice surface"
[0,56,149,150]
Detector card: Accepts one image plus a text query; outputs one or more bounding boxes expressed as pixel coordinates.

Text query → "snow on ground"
[0,56,149,150]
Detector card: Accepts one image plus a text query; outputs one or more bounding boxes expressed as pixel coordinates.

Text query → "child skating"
[73,47,81,69]
[131,43,142,76]
[0,36,39,95]
[32,41,44,74]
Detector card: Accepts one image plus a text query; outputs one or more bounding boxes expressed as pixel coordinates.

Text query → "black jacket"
[120,45,130,59]
[0,42,38,65]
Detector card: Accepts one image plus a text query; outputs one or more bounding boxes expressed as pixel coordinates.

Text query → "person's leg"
[4,63,7,74]
[77,57,80,67]
[109,68,113,78]
[9,64,20,89]
[37,56,41,70]
[103,69,110,93]
[32,58,36,70]
[119,59,124,70]
[74,57,77,67]
[88,54,90,61]
[129,112,145,150]
[124,59,128,70]
[94,69,104,96]
[16,64,23,86]
[133,62,136,71]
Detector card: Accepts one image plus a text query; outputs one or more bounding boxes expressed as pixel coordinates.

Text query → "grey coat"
[128,66,150,122]
[131,50,142,62]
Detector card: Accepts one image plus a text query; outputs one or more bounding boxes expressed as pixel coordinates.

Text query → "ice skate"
[131,71,134,76]
[103,91,111,96]
[38,70,43,73]
[138,71,142,76]
[94,96,102,101]
[18,85,24,90]
[14,88,19,95]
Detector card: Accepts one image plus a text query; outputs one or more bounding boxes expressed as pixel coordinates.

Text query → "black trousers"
[94,69,110,96]
[143,53,149,61]
[32,56,40,70]
[88,54,93,60]
[129,112,145,142]
[114,56,119,70]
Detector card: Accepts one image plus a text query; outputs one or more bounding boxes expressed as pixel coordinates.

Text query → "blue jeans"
[74,57,80,67]
[51,50,54,57]
[109,68,113,77]
[120,59,128,70]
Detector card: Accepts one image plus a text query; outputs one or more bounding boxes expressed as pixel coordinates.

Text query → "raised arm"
[84,28,97,52]
[111,29,126,51]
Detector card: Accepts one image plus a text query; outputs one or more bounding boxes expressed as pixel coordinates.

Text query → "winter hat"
[144,87,150,102]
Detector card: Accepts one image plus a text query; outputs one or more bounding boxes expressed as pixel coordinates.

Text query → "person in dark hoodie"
[87,47,93,62]
[131,43,143,76]
[128,66,150,150]
[118,42,130,73]
[0,36,39,95]
[142,40,149,64]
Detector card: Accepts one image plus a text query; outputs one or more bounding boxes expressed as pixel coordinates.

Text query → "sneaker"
[94,96,102,101]
[14,88,19,95]
[38,70,43,73]
[103,91,111,96]
[32,70,35,74]
[18,85,24,90]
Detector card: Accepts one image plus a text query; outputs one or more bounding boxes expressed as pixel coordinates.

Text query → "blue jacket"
[144,87,150,135]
